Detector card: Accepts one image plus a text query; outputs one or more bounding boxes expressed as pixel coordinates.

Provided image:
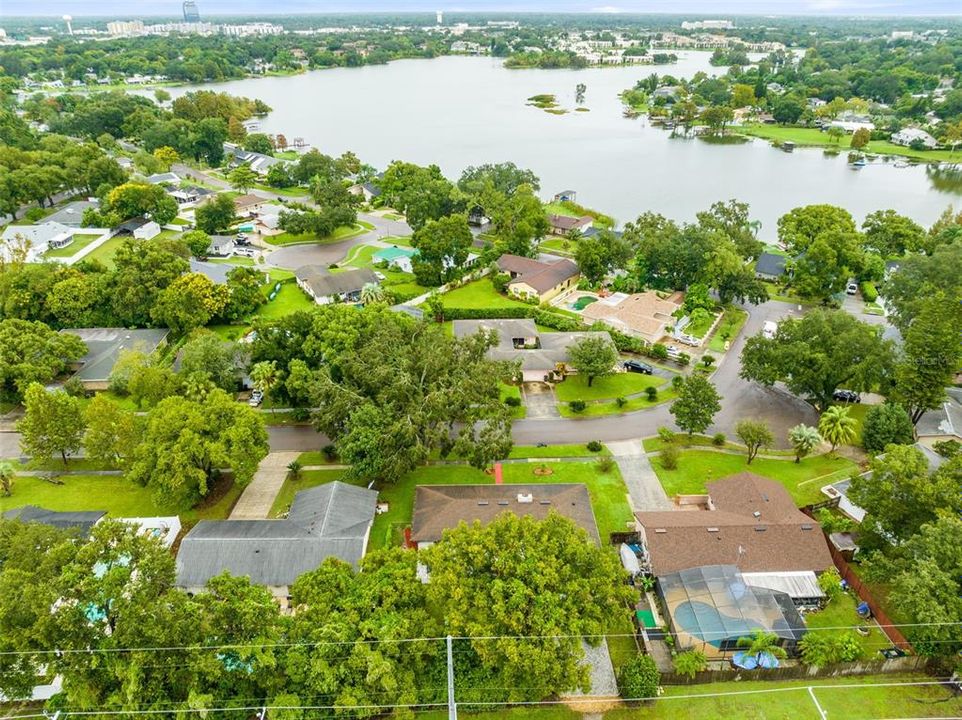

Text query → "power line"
[2,621,958,657]
[2,678,956,719]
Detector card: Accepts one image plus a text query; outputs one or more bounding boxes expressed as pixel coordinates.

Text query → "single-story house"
[891,127,937,149]
[824,442,950,524]
[652,85,682,101]
[176,481,377,604]
[828,118,875,133]
[146,172,181,185]
[410,483,600,548]
[45,200,99,227]
[657,564,808,659]
[254,211,283,236]
[373,245,419,273]
[233,193,270,218]
[915,387,962,448]
[223,143,287,176]
[2,506,106,536]
[121,516,182,550]
[115,217,160,240]
[581,291,682,344]
[60,327,170,391]
[754,252,788,281]
[496,254,580,303]
[134,221,161,240]
[0,222,76,261]
[294,266,378,305]
[169,185,215,207]
[548,214,594,236]
[580,226,622,240]
[452,318,615,383]
[189,259,232,284]
[348,182,381,203]
[553,190,577,203]
[207,235,235,257]
[636,472,834,581]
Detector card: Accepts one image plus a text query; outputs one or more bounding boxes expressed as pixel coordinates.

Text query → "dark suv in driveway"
[832,389,860,403]
[623,360,654,375]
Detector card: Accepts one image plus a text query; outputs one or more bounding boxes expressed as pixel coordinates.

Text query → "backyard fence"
[801,507,913,651]
[659,655,931,686]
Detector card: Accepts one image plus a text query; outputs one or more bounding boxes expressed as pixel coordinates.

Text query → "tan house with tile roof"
[581,291,681,344]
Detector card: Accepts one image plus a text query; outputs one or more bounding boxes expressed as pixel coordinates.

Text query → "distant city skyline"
[3,0,961,17]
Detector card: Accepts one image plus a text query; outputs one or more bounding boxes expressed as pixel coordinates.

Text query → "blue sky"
[3,0,960,16]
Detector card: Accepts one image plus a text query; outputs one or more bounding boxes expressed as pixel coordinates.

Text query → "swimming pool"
[569,295,598,311]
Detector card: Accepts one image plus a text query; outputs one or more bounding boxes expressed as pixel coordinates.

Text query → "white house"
[891,127,937,149]
[133,221,161,240]
[0,222,75,261]
[294,266,379,305]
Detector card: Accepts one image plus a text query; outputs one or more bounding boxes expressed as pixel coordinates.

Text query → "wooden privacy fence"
[801,507,913,651]
[659,656,931,686]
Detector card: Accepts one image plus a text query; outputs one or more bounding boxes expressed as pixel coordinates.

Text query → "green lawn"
[207,324,252,341]
[439,278,531,310]
[268,468,346,518]
[805,591,883,661]
[538,237,576,255]
[84,235,128,268]
[559,388,677,418]
[3,473,240,524]
[555,373,666,402]
[43,233,104,259]
[252,282,316,319]
[264,223,369,246]
[507,444,608,459]
[368,460,634,553]
[737,123,958,162]
[500,383,526,419]
[543,200,613,228]
[708,309,749,353]
[684,311,719,339]
[651,449,857,505]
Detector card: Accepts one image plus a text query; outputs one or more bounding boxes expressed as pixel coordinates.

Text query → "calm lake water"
[169,53,960,233]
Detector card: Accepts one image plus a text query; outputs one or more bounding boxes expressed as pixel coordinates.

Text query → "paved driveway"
[521,383,561,419]
[606,440,672,511]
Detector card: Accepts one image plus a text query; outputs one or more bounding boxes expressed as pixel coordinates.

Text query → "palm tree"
[360,282,385,305]
[736,630,788,665]
[788,424,822,463]
[0,461,14,497]
[250,360,279,415]
[818,405,858,452]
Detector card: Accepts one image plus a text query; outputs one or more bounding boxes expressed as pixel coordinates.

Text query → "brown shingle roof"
[496,254,547,276]
[548,214,593,232]
[233,193,266,209]
[636,473,833,576]
[496,254,580,296]
[411,484,600,545]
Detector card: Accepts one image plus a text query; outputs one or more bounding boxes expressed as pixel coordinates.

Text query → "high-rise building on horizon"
[183,1,201,22]
[436,10,443,25]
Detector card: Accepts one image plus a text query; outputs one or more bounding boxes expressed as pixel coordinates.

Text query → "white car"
[762,321,778,340]
[248,390,263,407]
[234,247,257,258]
[846,280,859,295]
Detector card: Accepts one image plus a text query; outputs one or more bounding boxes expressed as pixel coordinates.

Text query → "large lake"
[168,53,960,233]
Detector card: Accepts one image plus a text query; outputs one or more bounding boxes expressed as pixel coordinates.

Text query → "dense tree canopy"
[740,309,894,411]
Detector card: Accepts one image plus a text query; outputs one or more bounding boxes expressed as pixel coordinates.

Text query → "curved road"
[260,298,818,452]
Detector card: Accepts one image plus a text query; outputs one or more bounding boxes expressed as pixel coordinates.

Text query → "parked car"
[248,389,263,407]
[234,247,256,258]
[762,320,778,340]
[833,389,860,403]
[623,360,654,375]
[677,333,700,347]
[846,280,859,295]
[235,233,250,245]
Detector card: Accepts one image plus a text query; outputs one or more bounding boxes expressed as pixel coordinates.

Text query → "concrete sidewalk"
[229,451,301,520]
[606,439,672,511]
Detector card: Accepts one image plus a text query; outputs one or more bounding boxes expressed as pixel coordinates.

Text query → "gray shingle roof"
[3,505,105,536]
[175,481,377,589]
[60,328,170,382]
[755,252,787,278]
[295,266,378,298]
[44,201,99,227]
